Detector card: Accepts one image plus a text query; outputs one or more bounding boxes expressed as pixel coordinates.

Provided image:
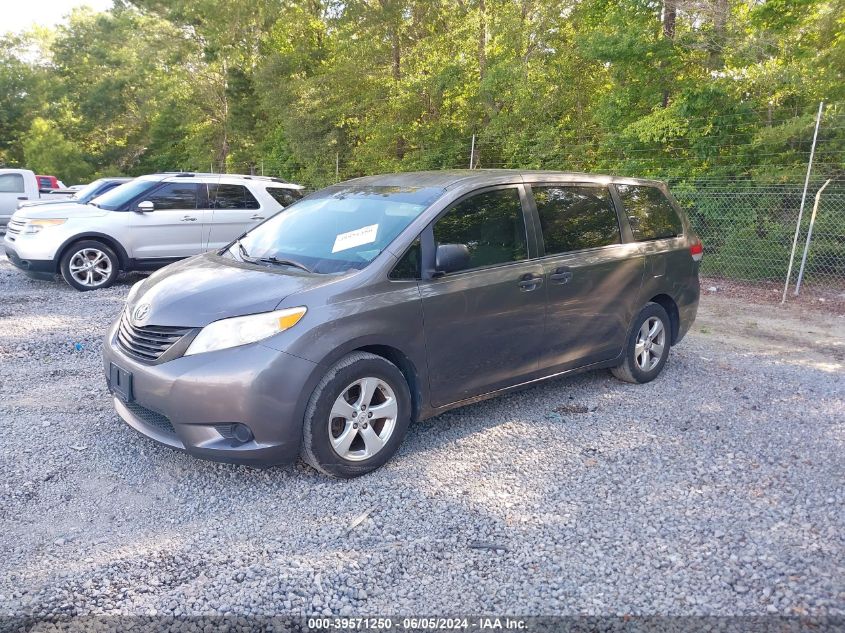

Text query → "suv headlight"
[184,307,307,356]
[23,219,67,234]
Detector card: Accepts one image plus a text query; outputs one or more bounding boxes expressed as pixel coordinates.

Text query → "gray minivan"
[103,170,701,477]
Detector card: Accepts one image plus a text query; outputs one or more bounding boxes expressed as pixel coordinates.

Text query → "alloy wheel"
[68,248,112,288]
[328,377,398,461]
[635,316,666,371]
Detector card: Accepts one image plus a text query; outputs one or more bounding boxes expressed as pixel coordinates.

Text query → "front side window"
[146,183,199,210]
[210,184,260,210]
[433,187,527,270]
[234,185,444,275]
[616,184,682,241]
[266,187,302,207]
[533,185,620,254]
[0,173,25,193]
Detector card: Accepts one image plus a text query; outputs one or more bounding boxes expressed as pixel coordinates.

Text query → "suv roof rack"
[160,171,297,185]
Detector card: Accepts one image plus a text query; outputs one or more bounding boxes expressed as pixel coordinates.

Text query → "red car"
[36,175,66,192]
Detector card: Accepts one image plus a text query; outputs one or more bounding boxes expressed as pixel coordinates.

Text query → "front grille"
[5,218,25,239]
[116,311,193,362]
[123,401,176,436]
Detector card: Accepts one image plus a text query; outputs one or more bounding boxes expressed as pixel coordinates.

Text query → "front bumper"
[4,244,57,281]
[103,317,320,466]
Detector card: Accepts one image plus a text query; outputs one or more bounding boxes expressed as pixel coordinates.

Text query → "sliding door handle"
[550,268,573,284]
[518,274,544,291]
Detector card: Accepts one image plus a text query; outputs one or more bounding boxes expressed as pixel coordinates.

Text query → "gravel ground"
[0,254,843,620]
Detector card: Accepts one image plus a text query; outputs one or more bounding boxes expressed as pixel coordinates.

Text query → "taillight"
[690,239,703,262]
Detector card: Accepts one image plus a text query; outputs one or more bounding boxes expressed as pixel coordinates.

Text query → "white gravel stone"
[0,255,843,618]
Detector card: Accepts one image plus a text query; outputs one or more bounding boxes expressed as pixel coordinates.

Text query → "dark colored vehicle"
[103,170,701,478]
[18,177,131,209]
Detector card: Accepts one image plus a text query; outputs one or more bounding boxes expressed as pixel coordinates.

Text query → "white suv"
[3,172,304,291]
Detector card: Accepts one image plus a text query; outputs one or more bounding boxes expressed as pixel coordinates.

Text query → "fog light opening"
[232,423,254,444]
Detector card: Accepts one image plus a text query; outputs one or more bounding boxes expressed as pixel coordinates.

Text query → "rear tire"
[611,302,671,384]
[60,240,119,291]
[301,352,412,478]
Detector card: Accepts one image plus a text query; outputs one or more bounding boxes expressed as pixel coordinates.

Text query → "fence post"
[335,152,340,182]
[469,134,476,169]
[782,101,823,303]
[794,178,832,295]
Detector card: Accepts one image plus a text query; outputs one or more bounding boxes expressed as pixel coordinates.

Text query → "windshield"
[70,179,106,202]
[232,185,444,274]
[91,178,157,210]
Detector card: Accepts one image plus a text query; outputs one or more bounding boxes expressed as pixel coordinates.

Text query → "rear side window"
[533,185,620,254]
[146,183,199,210]
[0,173,25,193]
[616,184,682,241]
[209,184,260,210]
[433,187,527,269]
[266,187,302,207]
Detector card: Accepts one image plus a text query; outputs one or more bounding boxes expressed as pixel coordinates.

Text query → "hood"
[19,198,83,209]
[128,253,343,327]
[13,202,107,220]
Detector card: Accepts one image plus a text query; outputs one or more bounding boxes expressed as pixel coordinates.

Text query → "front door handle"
[518,273,544,291]
[181,216,198,222]
[550,267,573,284]
[250,215,265,221]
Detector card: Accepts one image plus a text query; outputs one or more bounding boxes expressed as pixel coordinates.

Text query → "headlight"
[184,307,307,356]
[23,219,67,234]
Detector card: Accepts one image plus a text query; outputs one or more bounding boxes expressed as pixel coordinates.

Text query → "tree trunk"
[476,0,489,167]
[708,0,729,70]
[661,0,676,108]
[391,25,405,160]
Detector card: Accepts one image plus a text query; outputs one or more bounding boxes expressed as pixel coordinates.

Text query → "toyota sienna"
[103,170,701,477]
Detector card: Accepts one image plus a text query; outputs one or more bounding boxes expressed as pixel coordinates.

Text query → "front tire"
[611,302,671,384]
[60,240,119,291]
[301,352,412,478]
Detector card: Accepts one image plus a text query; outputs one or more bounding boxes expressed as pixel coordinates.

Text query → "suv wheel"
[60,240,120,291]
[301,352,411,478]
[611,302,671,384]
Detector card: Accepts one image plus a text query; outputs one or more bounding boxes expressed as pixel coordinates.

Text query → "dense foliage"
[0,0,843,187]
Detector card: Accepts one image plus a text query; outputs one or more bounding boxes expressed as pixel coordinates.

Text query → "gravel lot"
[1,254,843,620]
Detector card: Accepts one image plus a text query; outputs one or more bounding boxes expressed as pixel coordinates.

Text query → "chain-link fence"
[672,179,845,293]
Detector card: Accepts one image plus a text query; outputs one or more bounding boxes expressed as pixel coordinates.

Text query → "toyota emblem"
[132,303,151,325]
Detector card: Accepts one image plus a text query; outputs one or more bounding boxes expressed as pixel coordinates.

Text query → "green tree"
[23,117,91,182]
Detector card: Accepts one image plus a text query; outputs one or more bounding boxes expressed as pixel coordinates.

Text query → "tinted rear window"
[266,187,303,207]
[616,184,682,241]
[209,184,260,210]
[533,185,620,254]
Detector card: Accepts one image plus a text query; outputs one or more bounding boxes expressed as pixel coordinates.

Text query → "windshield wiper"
[235,238,252,261]
[256,256,312,273]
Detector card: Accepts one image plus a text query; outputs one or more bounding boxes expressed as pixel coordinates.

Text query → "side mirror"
[435,243,471,275]
[137,200,155,213]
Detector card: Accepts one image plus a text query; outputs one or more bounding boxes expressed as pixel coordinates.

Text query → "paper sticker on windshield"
[332,224,379,253]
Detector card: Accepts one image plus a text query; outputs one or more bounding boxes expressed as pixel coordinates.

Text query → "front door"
[529,183,645,371]
[419,186,547,408]
[123,182,206,260]
[205,183,265,250]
